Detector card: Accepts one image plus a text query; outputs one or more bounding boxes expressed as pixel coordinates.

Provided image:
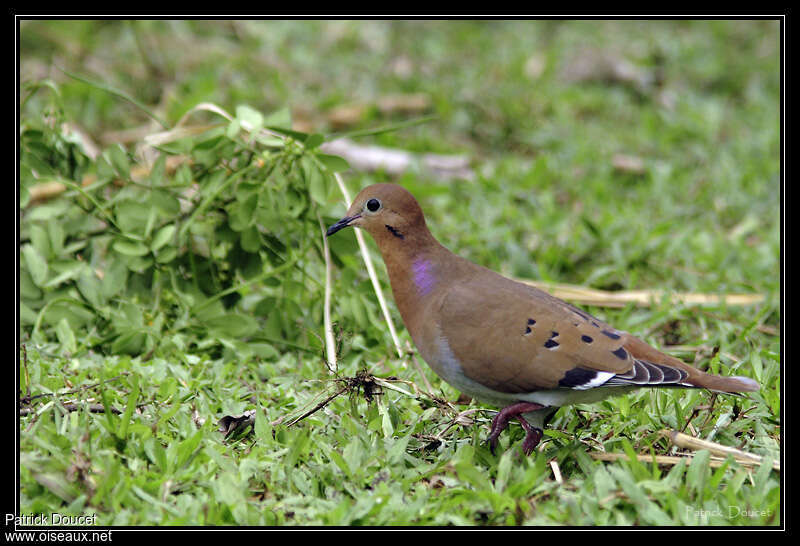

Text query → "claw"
[487,402,546,455]
[516,416,543,455]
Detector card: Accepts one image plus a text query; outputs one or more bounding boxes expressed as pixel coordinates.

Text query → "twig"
[20,403,121,416]
[19,372,130,405]
[57,66,169,129]
[21,345,31,400]
[318,213,338,373]
[410,351,436,395]
[26,156,190,206]
[371,375,459,416]
[283,385,350,428]
[431,408,484,441]
[589,452,754,469]
[333,172,403,358]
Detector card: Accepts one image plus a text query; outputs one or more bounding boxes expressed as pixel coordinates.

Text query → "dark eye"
[366,198,381,212]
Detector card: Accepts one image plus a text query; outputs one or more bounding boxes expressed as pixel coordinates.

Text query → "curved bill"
[326,214,361,237]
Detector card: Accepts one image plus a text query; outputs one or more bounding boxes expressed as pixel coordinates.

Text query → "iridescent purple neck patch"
[412,258,436,297]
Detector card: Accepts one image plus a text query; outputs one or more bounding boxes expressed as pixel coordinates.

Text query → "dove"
[326,184,758,454]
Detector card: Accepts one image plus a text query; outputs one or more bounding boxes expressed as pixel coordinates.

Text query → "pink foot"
[487,401,545,455]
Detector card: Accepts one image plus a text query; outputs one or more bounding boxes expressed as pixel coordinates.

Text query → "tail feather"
[687,374,760,393]
[620,335,759,394]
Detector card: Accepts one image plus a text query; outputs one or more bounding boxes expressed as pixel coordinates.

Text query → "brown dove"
[326,183,759,455]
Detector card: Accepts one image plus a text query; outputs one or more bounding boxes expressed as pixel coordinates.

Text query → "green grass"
[19,19,780,526]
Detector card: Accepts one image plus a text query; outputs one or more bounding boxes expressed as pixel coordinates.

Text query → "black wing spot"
[581,335,593,343]
[612,347,628,360]
[559,368,600,388]
[523,318,536,335]
[602,330,621,340]
[544,339,559,349]
[550,331,559,338]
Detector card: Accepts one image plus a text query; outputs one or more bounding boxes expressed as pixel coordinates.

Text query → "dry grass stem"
[318,213,338,373]
[334,172,404,358]
[662,429,779,471]
[550,460,564,484]
[517,279,764,308]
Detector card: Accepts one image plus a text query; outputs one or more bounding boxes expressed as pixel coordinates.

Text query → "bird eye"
[366,198,381,212]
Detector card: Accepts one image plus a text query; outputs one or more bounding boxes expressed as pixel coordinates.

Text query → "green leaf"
[265,125,308,141]
[304,133,325,149]
[285,429,310,468]
[115,199,151,234]
[152,190,181,216]
[100,387,118,435]
[118,375,140,440]
[151,224,176,252]
[316,153,350,172]
[263,106,291,129]
[254,405,271,446]
[494,450,514,493]
[454,459,492,490]
[107,144,131,179]
[75,267,106,308]
[155,246,178,263]
[307,163,328,205]
[21,244,48,286]
[26,200,69,222]
[43,263,84,289]
[176,428,204,470]
[328,114,437,140]
[118,301,144,326]
[750,352,763,382]
[240,226,261,253]
[149,153,167,186]
[55,317,77,353]
[236,105,264,130]
[239,193,259,225]
[328,448,351,478]
[20,271,42,305]
[111,331,147,355]
[593,466,617,500]
[143,438,167,471]
[113,240,150,257]
[32,473,78,504]
[46,220,65,256]
[226,118,241,139]
[19,185,30,208]
[29,223,51,259]
[100,260,128,299]
[204,313,259,338]
[686,449,710,497]
[378,400,394,438]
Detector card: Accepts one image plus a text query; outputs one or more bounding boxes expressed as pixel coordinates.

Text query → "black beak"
[326,214,361,237]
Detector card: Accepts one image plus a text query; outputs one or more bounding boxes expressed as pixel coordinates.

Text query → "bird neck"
[371,225,467,340]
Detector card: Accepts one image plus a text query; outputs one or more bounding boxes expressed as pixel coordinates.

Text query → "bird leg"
[487,401,545,455]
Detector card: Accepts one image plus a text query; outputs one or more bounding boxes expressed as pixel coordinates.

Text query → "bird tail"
[685,373,760,393]
[623,336,759,393]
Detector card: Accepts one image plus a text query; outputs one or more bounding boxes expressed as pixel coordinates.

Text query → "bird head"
[326,183,427,244]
